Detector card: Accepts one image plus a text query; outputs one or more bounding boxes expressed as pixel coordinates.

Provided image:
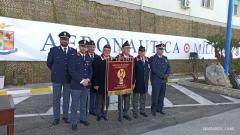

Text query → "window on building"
[201,0,214,9]
[234,5,238,16]
[234,0,239,16]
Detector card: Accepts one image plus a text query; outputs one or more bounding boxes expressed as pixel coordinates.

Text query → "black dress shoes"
[62,118,70,123]
[123,115,131,121]
[52,119,60,125]
[140,112,148,117]
[151,112,156,116]
[80,120,89,126]
[72,124,78,131]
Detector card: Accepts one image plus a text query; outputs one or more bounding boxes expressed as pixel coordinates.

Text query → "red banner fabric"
[106,61,134,96]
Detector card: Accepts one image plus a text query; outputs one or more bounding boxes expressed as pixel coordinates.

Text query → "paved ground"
[142,107,240,135]
[1,83,240,135]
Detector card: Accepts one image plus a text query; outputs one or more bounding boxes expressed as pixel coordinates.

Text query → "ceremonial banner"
[106,61,134,96]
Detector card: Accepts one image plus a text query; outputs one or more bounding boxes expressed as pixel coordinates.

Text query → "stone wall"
[0,0,238,85]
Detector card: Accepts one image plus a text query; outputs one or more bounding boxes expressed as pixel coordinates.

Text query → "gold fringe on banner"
[108,88,133,96]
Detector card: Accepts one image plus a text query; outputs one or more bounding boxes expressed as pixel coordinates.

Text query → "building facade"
[92,0,240,28]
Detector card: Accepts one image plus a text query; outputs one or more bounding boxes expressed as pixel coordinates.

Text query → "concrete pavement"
[142,107,240,135]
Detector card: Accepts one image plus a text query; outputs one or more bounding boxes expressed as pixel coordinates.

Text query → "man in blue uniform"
[87,40,100,116]
[47,31,77,125]
[115,41,134,122]
[93,44,112,121]
[68,40,92,131]
[150,43,171,116]
[132,46,150,119]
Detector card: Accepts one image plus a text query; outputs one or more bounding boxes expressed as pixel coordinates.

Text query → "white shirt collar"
[104,56,110,59]
[79,52,86,56]
[157,54,163,58]
[123,54,130,58]
[89,53,94,57]
[61,46,68,52]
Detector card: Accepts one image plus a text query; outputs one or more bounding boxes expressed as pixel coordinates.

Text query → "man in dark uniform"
[132,46,150,119]
[47,31,77,125]
[68,40,92,131]
[149,43,171,116]
[87,40,100,116]
[115,41,134,122]
[93,44,112,121]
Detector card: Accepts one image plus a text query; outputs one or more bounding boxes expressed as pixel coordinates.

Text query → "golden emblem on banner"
[117,68,126,85]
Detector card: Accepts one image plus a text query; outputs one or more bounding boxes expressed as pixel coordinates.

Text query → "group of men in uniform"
[47,31,171,131]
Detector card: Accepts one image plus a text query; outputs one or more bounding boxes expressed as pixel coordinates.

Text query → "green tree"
[206,34,240,70]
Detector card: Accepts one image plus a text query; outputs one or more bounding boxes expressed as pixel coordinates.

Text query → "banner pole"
[119,57,123,121]
[120,95,123,121]
[104,59,108,113]
[104,59,111,115]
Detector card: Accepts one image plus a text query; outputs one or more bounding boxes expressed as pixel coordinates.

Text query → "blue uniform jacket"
[92,55,110,94]
[149,54,171,84]
[89,53,101,93]
[47,46,77,83]
[133,56,150,93]
[68,53,93,90]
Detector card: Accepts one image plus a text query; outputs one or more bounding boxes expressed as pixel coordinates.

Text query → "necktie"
[142,58,145,64]
[63,48,67,55]
[83,55,85,61]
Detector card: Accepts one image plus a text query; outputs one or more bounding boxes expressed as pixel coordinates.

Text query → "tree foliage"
[206,34,240,68]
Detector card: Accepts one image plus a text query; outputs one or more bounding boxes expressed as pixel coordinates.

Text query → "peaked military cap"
[87,40,95,46]
[156,43,165,48]
[122,41,130,48]
[103,44,111,49]
[58,31,71,38]
[78,40,88,46]
[138,45,146,52]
